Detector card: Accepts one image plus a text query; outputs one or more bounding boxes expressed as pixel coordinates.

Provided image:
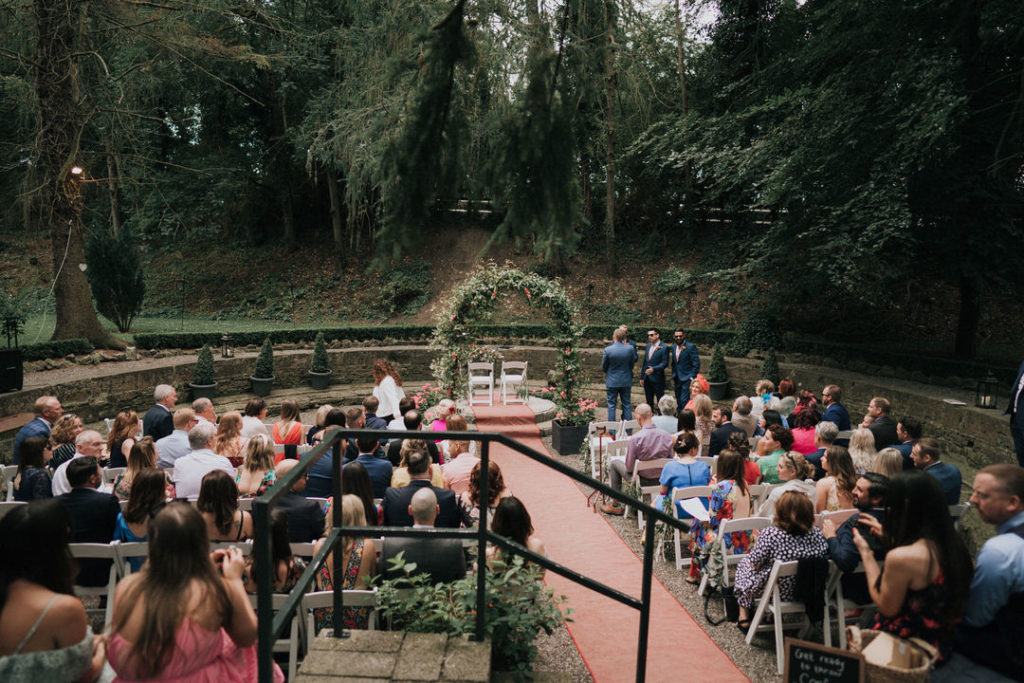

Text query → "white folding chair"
[302,589,379,651]
[102,467,126,486]
[290,542,317,560]
[671,485,714,571]
[249,593,301,681]
[744,559,812,673]
[3,464,18,501]
[467,362,494,406]
[696,455,717,472]
[118,499,129,513]
[0,500,27,520]
[747,484,767,509]
[69,542,119,628]
[211,540,253,557]
[822,559,883,648]
[697,516,772,596]
[816,508,858,529]
[499,361,527,405]
[238,498,254,512]
[115,541,149,577]
[593,439,627,485]
[620,419,640,436]
[949,503,968,530]
[631,459,672,531]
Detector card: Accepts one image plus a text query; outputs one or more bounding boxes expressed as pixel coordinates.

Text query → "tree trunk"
[325,168,346,265]
[107,152,121,237]
[35,0,123,349]
[604,3,617,275]
[954,274,980,359]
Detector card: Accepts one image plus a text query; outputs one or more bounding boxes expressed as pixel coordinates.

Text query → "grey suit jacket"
[731,413,757,440]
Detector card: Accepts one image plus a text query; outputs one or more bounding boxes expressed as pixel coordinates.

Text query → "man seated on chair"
[955,464,1024,679]
[385,410,441,467]
[805,421,838,481]
[730,396,757,440]
[387,397,416,432]
[911,438,962,505]
[892,416,922,471]
[155,408,198,469]
[860,397,899,450]
[821,472,888,605]
[602,404,672,516]
[55,456,120,586]
[273,459,326,543]
[192,397,218,427]
[51,429,106,496]
[346,435,392,499]
[709,406,745,457]
[172,422,235,500]
[382,449,461,528]
[380,487,467,585]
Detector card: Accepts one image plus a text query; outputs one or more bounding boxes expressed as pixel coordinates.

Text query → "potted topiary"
[250,337,275,397]
[190,344,217,400]
[760,348,780,387]
[706,344,729,401]
[308,332,332,390]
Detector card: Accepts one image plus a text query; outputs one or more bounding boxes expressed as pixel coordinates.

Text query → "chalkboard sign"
[784,638,864,683]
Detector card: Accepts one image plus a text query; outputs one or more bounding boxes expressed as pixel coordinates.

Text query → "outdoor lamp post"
[221,334,234,358]
[975,371,999,409]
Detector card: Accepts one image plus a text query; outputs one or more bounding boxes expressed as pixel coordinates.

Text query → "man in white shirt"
[51,429,105,496]
[387,398,416,431]
[192,397,218,426]
[172,421,234,499]
[156,408,197,469]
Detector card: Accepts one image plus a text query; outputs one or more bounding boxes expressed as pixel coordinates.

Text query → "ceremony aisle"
[471,405,748,683]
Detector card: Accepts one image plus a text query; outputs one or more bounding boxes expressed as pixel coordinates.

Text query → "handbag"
[703,585,739,625]
[846,626,939,683]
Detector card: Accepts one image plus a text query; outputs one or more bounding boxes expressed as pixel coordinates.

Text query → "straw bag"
[846,626,939,683]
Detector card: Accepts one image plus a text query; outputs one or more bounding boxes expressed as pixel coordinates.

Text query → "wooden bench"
[0,413,33,435]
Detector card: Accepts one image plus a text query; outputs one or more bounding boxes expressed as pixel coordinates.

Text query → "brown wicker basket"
[846,627,939,683]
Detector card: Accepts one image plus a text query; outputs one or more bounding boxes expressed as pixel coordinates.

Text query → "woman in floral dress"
[314,495,377,631]
[687,450,755,583]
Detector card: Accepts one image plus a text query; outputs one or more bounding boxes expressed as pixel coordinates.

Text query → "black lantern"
[975,371,999,409]
[221,334,234,359]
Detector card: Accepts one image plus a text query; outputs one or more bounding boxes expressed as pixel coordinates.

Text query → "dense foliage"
[84,229,146,333]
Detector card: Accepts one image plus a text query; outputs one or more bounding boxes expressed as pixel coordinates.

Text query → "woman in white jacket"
[372,358,406,422]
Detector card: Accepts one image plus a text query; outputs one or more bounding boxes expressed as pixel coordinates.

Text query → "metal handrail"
[253,427,695,683]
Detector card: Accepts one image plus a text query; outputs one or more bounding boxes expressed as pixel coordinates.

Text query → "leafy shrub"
[652,266,696,293]
[760,349,780,386]
[192,345,215,385]
[310,332,330,373]
[378,260,431,317]
[84,229,145,332]
[376,553,570,674]
[0,294,27,347]
[728,312,781,355]
[21,338,93,360]
[253,338,274,378]
[707,344,728,383]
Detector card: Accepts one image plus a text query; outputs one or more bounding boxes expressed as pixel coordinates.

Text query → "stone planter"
[0,348,23,393]
[551,419,587,455]
[708,380,730,401]
[309,370,332,391]
[189,382,218,401]
[250,375,275,397]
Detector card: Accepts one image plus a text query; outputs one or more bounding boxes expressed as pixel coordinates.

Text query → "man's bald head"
[409,487,438,525]
[275,458,306,492]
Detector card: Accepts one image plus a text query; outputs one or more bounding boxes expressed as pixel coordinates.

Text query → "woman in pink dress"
[108,502,283,682]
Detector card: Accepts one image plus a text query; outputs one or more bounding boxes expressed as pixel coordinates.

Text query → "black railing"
[252,427,694,683]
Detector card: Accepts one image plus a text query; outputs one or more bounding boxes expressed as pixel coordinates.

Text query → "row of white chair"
[467,360,528,407]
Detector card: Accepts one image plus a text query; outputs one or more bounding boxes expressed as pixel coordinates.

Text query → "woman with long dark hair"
[108,503,282,680]
[243,509,306,593]
[13,436,53,501]
[816,445,856,512]
[112,437,173,501]
[459,460,512,528]
[114,469,169,572]
[107,408,140,469]
[0,500,107,681]
[489,497,546,571]
[341,460,382,527]
[196,470,252,542]
[853,471,973,663]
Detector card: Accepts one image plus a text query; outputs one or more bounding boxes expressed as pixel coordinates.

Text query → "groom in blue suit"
[641,328,669,410]
[602,327,637,421]
[1007,360,1024,467]
[670,328,700,408]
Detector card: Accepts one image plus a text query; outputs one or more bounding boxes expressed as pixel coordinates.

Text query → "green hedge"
[21,338,94,361]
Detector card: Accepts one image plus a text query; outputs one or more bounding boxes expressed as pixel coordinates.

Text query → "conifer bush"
[192,344,215,385]
[760,349,780,386]
[310,332,330,373]
[253,338,274,378]
[707,344,728,384]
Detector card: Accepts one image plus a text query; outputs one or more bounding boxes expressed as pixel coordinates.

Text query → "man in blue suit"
[911,438,962,505]
[1006,360,1024,467]
[602,327,637,422]
[821,384,851,431]
[892,416,922,471]
[641,329,668,410]
[13,395,62,465]
[670,328,700,408]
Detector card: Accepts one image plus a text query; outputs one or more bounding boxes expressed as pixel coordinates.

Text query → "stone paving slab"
[392,633,449,681]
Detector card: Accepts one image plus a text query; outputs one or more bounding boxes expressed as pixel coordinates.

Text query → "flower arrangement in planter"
[706,344,729,401]
[190,344,217,400]
[308,332,332,390]
[532,387,598,455]
[250,337,275,396]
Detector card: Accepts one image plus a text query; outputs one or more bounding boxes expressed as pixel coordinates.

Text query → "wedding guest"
[12,436,53,502]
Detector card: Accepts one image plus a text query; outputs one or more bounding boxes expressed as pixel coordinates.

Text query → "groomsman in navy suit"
[1007,360,1024,467]
[602,327,638,422]
[641,329,668,409]
[670,328,700,408]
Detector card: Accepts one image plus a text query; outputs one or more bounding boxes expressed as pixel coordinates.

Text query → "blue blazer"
[641,343,668,389]
[925,461,963,505]
[602,342,637,388]
[1006,360,1024,418]
[13,417,51,465]
[892,442,915,471]
[670,342,700,383]
[821,403,851,431]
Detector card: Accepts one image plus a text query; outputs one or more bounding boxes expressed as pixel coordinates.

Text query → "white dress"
[240,415,270,440]
[373,375,406,422]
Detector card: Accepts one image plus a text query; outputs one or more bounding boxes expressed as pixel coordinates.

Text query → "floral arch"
[431,263,584,406]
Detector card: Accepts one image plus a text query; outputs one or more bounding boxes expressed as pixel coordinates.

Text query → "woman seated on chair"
[693,394,715,457]
[243,509,306,593]
[847,427,877,475]
[13,436,53,502]
[653,432,711,516]
[196,470,253,542]
[114,469,168,572]
[688,450,754,584]
[48,414,83,472]
[734,491,828,630]
[755,452,816,519]
[391,439,444,488]
[815,445,857,513]
[106,408,140,469]
[852,471,972,663]
[213,411,249,467]
[488,497,546,574]
[240,399,270,440]
[459,461,512,529]
[234,434,276,498]
[788,409,820,456]
[0,500,108,682]
[272,399,304,457]
[653,395,678,434]
[108,502,283,681]
[113,437,174,501]
[306,404,334,445]
[313,494,376,631]
[728,432,762,486]
[755,424,795,484]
